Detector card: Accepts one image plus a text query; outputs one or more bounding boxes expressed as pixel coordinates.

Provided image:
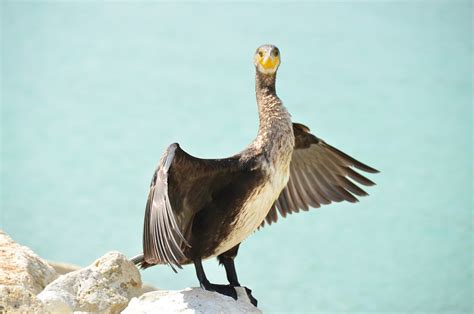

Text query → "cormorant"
[132,44,378,307]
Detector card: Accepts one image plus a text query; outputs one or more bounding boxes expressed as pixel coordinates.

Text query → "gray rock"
[123,287,262,314]
[0,230,58,313]
[37,251,143,313]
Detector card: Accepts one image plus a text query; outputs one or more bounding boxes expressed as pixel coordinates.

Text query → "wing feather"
[142,143,244,270]
[261,123,378,227]
[143,144,189,272]
[265,204,279,225]
[296,167,329,205]
[291,169,311,211]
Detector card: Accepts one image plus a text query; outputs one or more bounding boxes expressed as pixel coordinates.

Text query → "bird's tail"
[130,254,154,269]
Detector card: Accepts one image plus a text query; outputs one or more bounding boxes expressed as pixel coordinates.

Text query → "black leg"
[217,244,258,307]
[193,258,237,300]
[217,243,240,285]
[194,258,211,288]
[221,257,240,286]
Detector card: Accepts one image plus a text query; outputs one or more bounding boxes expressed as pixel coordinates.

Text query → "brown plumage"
[132,44,378,307]
[262,123,378,226]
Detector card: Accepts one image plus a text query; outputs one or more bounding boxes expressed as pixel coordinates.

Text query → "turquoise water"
[1,2,472,313]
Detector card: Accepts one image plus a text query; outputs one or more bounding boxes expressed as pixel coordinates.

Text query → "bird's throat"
[255,71,276,100]
[254,70,293,156]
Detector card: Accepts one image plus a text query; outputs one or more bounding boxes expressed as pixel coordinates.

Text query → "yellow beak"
[260,55,280,70]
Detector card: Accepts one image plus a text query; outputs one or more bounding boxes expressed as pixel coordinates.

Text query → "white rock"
[0,285,44,313]
[123,287,262,314]
[47,260,158,293]
[0,230,58,313]
[47,260,82,275]
[38,251,143,313]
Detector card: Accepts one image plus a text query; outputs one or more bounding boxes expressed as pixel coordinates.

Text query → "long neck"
[256,71,279,125]
[255,71,289,124]
[254,70,293,151]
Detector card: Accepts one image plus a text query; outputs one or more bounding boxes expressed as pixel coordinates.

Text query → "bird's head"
[254,44,280,75]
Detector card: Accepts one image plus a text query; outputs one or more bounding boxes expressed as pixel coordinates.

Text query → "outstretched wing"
[143,143,242,271]
[263,123,379,226]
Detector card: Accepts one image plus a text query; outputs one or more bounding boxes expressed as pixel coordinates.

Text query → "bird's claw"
[244,287,258,307]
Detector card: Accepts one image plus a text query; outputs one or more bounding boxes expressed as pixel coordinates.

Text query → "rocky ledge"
[0,230,261,313]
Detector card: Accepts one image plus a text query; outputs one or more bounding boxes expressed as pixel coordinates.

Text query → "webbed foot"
[200,281,238,300]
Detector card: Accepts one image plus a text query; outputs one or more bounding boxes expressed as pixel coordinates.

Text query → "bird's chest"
[238,164,290,228]
[213,137,293,256]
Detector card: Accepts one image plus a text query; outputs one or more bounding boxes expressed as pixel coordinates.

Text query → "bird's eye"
[258,51,264,57]
[274,50,279,57]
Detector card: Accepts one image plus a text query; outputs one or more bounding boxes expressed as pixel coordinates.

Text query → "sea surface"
[1,2,472,313]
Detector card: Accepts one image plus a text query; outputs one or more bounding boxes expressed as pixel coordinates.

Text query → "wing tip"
[361,165,380,174]
[324,142,379,174]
